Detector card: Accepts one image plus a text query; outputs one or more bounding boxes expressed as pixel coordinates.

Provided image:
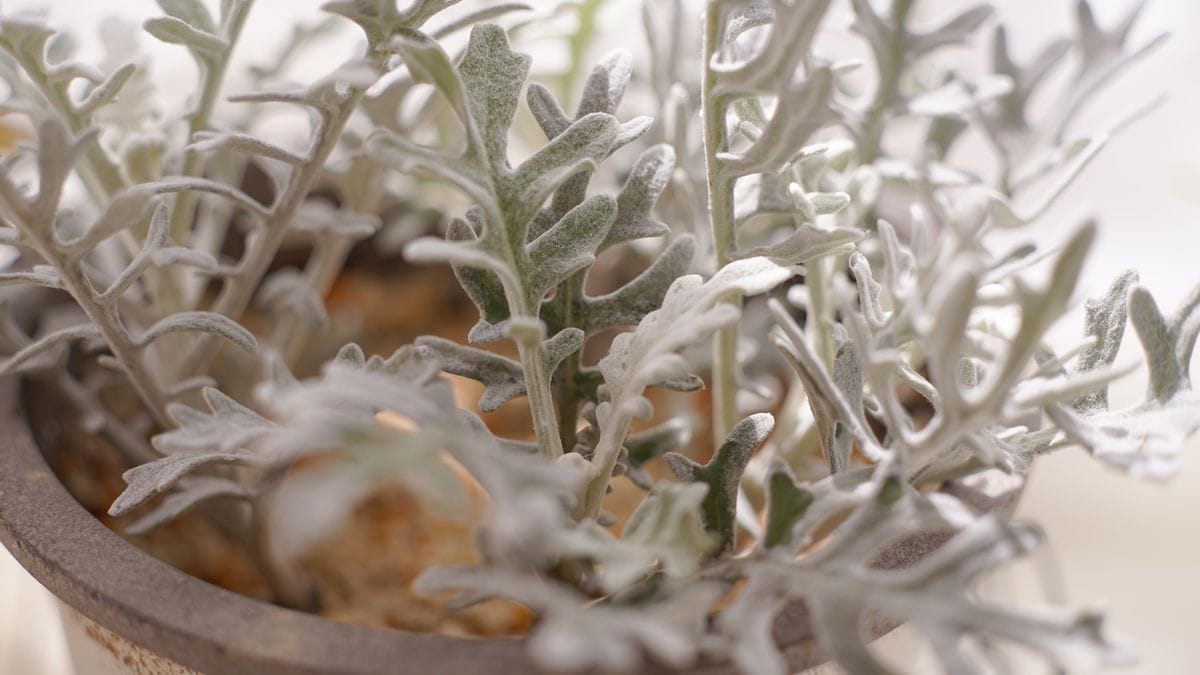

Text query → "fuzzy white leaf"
[0,324,99,375]
[403,237,517,290]
[136,311,257,353]
[717,67,837,177]
[0,266,60,289]
[601,258,792,406]
[1047,394,1200,481]
[144,16,227,57]
[126,476,250,535]
[526,195,615,302]
[739,223,864,265]
[416,335,525,412]
[153,387,273,455]
[156,0,217,34]
[77,63,136,117]
[258,270,328,326]
[188,131,307,165]
[734,468,1133,674]
[604,144,675,249]
[109,450,253,517]
[712,0,836,97]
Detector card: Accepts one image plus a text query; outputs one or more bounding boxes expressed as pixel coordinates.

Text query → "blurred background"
[2,0,1198,672]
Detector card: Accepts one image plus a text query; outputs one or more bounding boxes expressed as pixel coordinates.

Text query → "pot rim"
[0,379,556,674]
[0,378,1019,675]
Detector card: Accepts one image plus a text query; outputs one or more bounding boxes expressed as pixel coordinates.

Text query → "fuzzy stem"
[6,211,173,429]
[544,173,594,452]
[279,235,355,367]
[483,197,566,461]
[514,327,565,460]
[0,35,194,324]
[805,255,837,369]
[20,68,127,199]
[177,50,390,379]
[701,3,739,447]
[0,318,158,463]
[166,0,257,251]
[578,408,632,519]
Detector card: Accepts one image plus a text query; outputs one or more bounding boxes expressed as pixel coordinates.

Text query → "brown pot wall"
[0,378,547,674]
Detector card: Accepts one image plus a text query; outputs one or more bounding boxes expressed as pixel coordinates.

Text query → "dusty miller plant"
[0,0,1195,672]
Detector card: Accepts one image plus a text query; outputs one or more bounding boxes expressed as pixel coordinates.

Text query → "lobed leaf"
[77,63,137,117]
[154,388,273,455]
[731,468,1132,674]
[604,144,675,249]
[583,235,697,332]
[665,413,774,552]
[0,324,99,376]
[717,67,837,178]
[144,16,227,58]
[600,258,792,410]
[762,461,814,549]
[505,112,619,234]
[126,476,250,536]
[577,49,633,117]
[157,0,217,32]
[416,335,525,412]
[541,328,584,375]
[712,0,836,97]
[456,23,530,172]
[109,450,254,517]
[738,222,864,265]
[525,195,615,303]
[136,311,257,353]
[620,481,720,579]
[188,131,307,165]
[1072,269,1137,412]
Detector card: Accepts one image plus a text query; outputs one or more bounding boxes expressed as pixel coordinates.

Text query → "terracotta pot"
[0,378,1021,674]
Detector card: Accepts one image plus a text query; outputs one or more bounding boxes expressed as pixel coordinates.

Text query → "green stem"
[701,3,740,447]
[553,269,585,452]
[578,409,632,519]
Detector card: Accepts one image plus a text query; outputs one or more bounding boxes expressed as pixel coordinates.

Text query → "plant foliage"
[0,0,1192,673]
